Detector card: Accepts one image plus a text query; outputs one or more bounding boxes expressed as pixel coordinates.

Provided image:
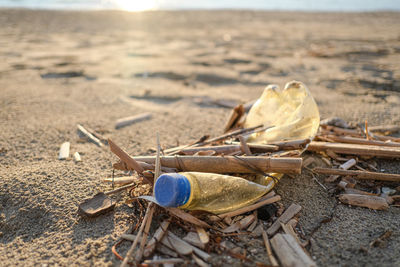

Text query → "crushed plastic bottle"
[244,80,320,144]
[154,172,268,214]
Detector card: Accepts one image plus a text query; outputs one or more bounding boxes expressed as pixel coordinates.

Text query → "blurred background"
[0,0,399,11]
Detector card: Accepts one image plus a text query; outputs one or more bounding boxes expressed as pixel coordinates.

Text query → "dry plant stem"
[267,203,302,236]
[108,139,148,181]
[196,124,263,146]
[212,195,281,221]
[77,124,103,147]
[326,158,356,183]
[166,207,212,228]
[369,125,400,133]
[322,135,400,147]
[313,167,400,182]
[308,141,400,158]
[120,203,154,267]
[262,230,279,267]
[154,132,161,184]
[143,220,170,257]
[131,155,302,174]
[135,204,155,262]
[104,183,135,195]
[269,138,311,150]
[239,135,252,155]
[180,143,280,155]
[270,234,316,267]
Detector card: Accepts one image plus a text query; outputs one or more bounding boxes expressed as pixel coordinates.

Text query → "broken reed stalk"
[212,195,281,221]
[308,141,400,158]
[144,220,170,257]
[135,204,155,262]
[313,167,400,182]
[120,202,154,267]
[239,135,252,155]
[197,124,263,146]
[108,139,151,184]
[104,183,135,195]
[262,230,279,267]
[179,143,279,155]
[321,135,400,147]
[267,203,302,236]
[131,155,302,174]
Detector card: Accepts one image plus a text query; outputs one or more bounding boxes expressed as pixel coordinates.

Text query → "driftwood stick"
[121,202,154,267]
[144,220,170,257]
[308,141,400,158]
[262,230,279,267]
[339,194,389,210]
[267,203,302,236]
[212,195,281,220]
[77,124,104,147]
[322,135,400,147]
[313,167,400,182]
[115,113,152,129]
[108,139,147,180]
[270,233,316,267]
[325,158,356,183]
[113,160,177,173]
[131,156,302,174]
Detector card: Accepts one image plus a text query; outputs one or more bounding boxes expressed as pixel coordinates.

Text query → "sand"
[0,9,400,266]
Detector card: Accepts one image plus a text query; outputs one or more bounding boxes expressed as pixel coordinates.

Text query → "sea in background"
[0,0,399,12]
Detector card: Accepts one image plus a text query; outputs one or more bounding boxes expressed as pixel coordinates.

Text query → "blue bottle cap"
[154,173,191,207]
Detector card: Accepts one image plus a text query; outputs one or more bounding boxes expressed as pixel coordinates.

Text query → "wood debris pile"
[73,105,399,266]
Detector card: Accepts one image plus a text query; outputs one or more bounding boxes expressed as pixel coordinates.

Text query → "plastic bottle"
[154,172,268,214]
[244,80,320,144]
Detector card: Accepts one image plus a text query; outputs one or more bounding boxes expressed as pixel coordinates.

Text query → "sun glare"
[114,0,156,12]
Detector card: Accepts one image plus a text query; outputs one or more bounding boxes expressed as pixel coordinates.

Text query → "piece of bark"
[131,155,302,174]
[270,233,316,267]
[58,142,70,160]
[222,214,256,233]
[239,135,252,155]
[183,232,205,249]
[77,124,103,147]
[339,194,389,210]
[73,151,81,162]
[325,158,357,184]
[115,113,152,129]
[224,104,245,133]
[212,195,281,221]
[108,139,148,182]
[262,230,279,267]
[192,254,210,267]
[143,258,184,265]
[313,167,400,182]
[196,226,209,245]
[267,203,302,236]
[323,135,400,148]
[144,220,170,257]
[103,176,138,185]
[78,192,115,217]
[162,231,211,261]
[308,141,400,158]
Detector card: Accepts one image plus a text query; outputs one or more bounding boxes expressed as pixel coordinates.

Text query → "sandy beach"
[1,9,400,266]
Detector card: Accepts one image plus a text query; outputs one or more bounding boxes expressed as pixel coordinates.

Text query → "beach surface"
[0,9,400,266]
